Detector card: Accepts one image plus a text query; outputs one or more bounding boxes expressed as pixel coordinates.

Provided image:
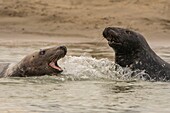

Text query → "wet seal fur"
[103,27,170,81]
[0,46,67,77]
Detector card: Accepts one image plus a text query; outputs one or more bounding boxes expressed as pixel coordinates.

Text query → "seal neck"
[0,63,10,77]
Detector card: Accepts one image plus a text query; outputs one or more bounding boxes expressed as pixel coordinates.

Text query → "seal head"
[6,46,67,77]
[103,27,149,54]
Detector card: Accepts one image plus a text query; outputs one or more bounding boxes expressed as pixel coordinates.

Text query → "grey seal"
[103,27,170,81]
[0,46,67,77]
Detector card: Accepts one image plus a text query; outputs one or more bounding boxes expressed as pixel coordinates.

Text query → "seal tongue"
[49,61,63,71]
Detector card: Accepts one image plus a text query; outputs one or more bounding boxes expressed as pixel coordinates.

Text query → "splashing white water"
[59,56,149,81]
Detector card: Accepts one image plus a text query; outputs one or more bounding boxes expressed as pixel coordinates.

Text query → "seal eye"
[125,30,131,35]
[39,49,46,55]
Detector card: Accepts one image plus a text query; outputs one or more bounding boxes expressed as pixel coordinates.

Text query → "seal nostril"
[59,46,67,54]
[103,30,107,38]
[125,30,131,35]
[103,27,110,37]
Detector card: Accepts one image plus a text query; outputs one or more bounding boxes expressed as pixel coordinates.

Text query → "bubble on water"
[58,56,149,81]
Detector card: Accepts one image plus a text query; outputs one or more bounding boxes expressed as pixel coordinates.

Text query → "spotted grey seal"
[0,46,67,77]
[103,27,170,81]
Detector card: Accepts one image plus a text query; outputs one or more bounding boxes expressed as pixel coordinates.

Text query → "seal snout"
[103,27,119,42]
[58,46,67,56]
[103,27,119,38]
[103,27,111,38]
[49,46,67,73]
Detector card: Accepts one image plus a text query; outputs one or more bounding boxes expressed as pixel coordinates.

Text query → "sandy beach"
[0,0,169,45]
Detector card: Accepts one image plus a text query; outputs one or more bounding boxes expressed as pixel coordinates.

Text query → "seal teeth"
[111,38,114,42]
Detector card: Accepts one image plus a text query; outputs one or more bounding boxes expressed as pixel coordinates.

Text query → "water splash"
[59,56,149,81]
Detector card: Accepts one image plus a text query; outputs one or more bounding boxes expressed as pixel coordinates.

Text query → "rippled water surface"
[0,40,170,113]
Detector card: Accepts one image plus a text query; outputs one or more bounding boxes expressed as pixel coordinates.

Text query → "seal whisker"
[95,37,105,46]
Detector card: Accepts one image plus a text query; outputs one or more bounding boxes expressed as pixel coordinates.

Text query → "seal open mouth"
[49,61,63,72]
[103,27,122,46]
[49,46,67,72]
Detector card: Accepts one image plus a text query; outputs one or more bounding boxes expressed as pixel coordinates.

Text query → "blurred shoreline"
[0,0,169,45]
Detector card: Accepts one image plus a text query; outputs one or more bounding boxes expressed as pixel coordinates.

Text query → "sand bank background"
[0,0,169,45]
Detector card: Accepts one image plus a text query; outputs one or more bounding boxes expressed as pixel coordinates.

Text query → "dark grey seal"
[0,46,67,77]
[103,27,170,81]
